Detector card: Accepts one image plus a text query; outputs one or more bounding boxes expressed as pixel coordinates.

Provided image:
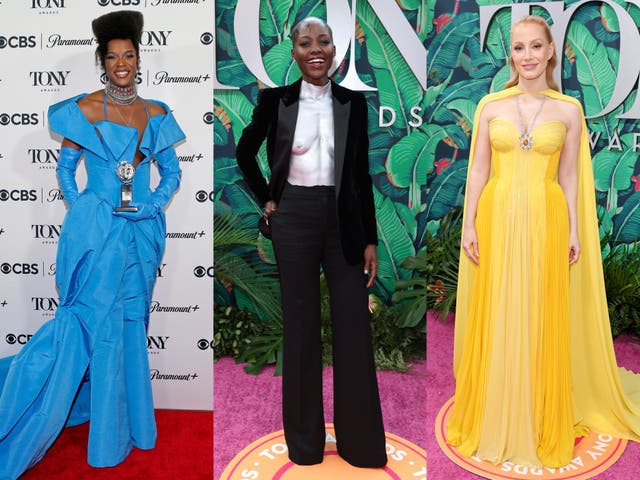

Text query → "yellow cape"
[454,86,640,441]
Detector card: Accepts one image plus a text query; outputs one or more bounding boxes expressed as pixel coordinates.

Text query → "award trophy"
[115,160,138,212]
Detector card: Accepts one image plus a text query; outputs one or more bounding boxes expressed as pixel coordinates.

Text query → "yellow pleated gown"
[446,87,640,468]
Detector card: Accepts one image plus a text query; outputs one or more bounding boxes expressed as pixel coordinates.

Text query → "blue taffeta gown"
[0,94,185,479]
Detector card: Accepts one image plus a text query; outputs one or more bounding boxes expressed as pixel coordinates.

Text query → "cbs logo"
[6,334,33,345]
[197,338,214,350]
[203,111,214,125]
[0,190,38,202]
[0,113,39,126]
[195,190,213,203]
[193,266,213,278]
[0,36,37,49]
[1,263,39,275]
[200,32,213,45]
[97,0,140,6]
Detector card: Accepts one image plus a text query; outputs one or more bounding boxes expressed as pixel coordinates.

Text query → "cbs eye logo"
[193,266,213,278]
[202,112,214,125]
[200,32,213,45]
[195,190,213,203]
[97,0,140,6]
[197,338,213,350]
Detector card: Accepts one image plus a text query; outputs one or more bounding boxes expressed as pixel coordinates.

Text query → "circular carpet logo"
[435,397,626,480]
[220,424,426,480]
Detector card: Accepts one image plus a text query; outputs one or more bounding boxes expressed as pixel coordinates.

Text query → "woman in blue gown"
[0,10,185,478]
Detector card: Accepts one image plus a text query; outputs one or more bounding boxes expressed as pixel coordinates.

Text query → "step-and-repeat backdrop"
[0,0,212,410]
[427,0,640,244]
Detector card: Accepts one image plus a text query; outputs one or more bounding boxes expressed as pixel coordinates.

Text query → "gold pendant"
[519,132,533,151]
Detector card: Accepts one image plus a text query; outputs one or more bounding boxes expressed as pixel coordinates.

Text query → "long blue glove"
[113,147,181,222]
[56,147,82,207]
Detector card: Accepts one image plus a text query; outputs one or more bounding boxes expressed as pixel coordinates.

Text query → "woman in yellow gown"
[445,15,640,468]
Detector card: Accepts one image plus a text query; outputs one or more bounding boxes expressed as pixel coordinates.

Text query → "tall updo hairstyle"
[504,15,559,91]
[91,10,143,70]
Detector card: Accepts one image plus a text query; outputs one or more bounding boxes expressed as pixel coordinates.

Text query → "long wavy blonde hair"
[504,15,559,91]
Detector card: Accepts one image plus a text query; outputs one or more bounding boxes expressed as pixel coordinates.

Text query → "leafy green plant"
[319,277,425,372]
[392,249,427,329]
[214,208,282,324]
[214,305,260,360]
[238,321,283,375]
[426,208,462,319]
[601,239,640,337]
[222,272,426,376]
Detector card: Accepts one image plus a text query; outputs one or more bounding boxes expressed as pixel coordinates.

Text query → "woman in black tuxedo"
[236,17,387,469]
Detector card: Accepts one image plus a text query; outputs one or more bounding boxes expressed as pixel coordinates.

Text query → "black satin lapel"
[275,98,299,176]
[333,97,350,198]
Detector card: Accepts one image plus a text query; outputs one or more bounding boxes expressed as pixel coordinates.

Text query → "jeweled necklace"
[515,94,546,151]
[105,80,138,105]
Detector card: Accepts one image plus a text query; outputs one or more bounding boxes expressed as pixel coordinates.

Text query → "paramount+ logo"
[149,0,204,6]
[149,301,200,313]
[0,113,40,126]
[46,188,65,202]
[149,369,199,381]
[0,35,37,49]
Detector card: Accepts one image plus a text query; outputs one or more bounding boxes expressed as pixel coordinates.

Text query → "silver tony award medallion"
[115,160,138,212]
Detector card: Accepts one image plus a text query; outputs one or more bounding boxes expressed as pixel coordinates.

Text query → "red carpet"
[21,410,212,480]
[427,312,640,480]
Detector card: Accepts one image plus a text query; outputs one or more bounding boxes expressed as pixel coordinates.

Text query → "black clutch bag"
[258,215,271,239]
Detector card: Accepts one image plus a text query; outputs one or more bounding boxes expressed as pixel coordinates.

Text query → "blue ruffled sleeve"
[48,95,106,158]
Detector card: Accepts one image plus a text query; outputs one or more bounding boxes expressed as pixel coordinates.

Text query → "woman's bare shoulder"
[547,96,583,126]
[147,101,167,117]
[76,90,104,123]
[477,96,512,122]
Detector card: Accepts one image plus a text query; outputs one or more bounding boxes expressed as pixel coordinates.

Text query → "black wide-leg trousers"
[270,183,387,468]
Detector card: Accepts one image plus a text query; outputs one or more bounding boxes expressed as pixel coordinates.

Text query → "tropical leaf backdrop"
[215,2,428,320]
[427,0,640,250]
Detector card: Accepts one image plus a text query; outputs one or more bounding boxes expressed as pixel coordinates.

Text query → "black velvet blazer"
[236,79,378,265]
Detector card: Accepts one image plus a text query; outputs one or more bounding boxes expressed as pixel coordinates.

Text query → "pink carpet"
[213,357,426,479]
[426,311,640,479]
